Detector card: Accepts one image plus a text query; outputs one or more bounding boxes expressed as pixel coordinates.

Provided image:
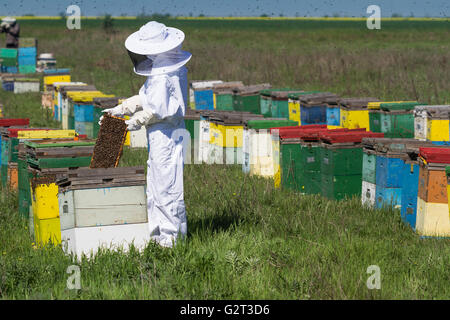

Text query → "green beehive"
[17,157,32,218]
[362,151,377,184]
[0,48,18,67]
[369,110,382,132]
[378,102,423,138]
[280,140,301,191]
[233,83,271,114]
[259,88,290,118]
[320,143,364,200]
[213,81,244,111]
[270,90,304,119]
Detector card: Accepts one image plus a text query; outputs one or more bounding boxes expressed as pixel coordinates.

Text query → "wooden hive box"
[56,166,148,259]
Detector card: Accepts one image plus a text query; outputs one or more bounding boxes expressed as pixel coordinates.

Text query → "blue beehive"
[375,185,402,209]
[376,156,404,188]
[300,105,327,125]
[326,105,341,126]
[74,104,94,122]
[18,56,36,66]
[400,161,420,230]
[18,47,37,56]
[194,90,214,110]
[2,81,14,91]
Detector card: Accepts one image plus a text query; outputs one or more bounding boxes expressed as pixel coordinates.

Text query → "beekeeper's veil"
[125,21,191,76]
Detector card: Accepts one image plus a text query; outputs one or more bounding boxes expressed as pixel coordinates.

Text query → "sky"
[1,0,449,17]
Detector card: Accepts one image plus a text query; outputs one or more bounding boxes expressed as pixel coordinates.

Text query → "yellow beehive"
[221,124,243,148]
[416,198,450,237]
[340,109,370,130]
[34,216,61,246]
[31,182,60,220]
[18,129,77,139]
[288,99,301,125]
[43,74,71,87]
[427,119,449,142]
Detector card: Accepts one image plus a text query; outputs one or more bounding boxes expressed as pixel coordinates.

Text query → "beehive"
[269,90,304,119]
[299,93,339,126]
[318,129,384,200]
[378,102,422,138]
[43,69,71,89]
[212,82,244,111]
[190,80,223,110]
[57,167,148,259]
[416,148,450,237]
[260,89,290,118]
[339,97,379,131]
[13,78,40,94]
[232,84,271,115]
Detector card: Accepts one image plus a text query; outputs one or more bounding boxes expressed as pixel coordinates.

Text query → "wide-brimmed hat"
[125,21,185,55]
[125,21,191,76]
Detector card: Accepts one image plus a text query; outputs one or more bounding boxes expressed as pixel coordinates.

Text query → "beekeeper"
[1,17,20,48]
[101,21,191,248]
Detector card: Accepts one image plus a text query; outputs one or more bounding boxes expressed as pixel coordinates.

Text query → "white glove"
[1,22,9,30]
[102,95,142,117]
[125,109,159,131]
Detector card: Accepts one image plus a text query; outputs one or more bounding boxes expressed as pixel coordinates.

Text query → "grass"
[0,19,449,299]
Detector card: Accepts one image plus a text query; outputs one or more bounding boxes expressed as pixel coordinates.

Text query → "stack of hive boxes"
[13,78,40,93]
[279,125,328,193]
[51,82,87,122]
[60,85,97,129]
[208,111,264,165]
[43,69,71,92]
[317,129,384,200]
[243,118,297,174]
[0,48,18,73]
[416,147,450,237]
[24,138,95,246]
[18,38,37,74]
[56,167,149,259]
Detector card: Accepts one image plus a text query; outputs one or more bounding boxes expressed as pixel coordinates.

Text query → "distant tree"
[323,14,329,18]
[279,13,284,17]
[59,11,66,19]
[391,13,402,17]
[120,13,127,17]
[260,13,268,17]
[199,13,205,17]
[333,13,340,17]
[23,14,35,16]
[189,12,193,17]
[102,14,114,32]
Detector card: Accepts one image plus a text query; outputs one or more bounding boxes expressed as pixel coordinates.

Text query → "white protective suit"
[104,21,190,248]
[139,66,188,248]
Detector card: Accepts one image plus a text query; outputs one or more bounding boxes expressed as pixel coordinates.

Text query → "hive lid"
[61,85,97,94]
[270,90,304,99]
[212,81,244,92]
[271,124,328,139]
[43,68,70,74]
[419,147,450,164]
[233,83,271,95]
[339,97,380,109]
[380,102,422,111]
[14,78,40,83]
[287,91,322,100]
[0,118,29,128]
[56,166,146,191]
[190,80,223,90]
[24,139,96,149]
[319,130,383,144]
[260,88,291,97]
[299,92,339,105]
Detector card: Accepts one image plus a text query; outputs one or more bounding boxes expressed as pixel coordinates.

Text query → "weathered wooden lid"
[339,97,380,109]
[270,90,304,99]
[299,92,338,105]
[233,83,271,95]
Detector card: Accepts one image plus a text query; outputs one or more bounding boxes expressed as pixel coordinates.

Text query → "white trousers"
[146,120,187,248]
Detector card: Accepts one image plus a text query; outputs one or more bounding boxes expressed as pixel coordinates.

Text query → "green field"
[0,19,449,299]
